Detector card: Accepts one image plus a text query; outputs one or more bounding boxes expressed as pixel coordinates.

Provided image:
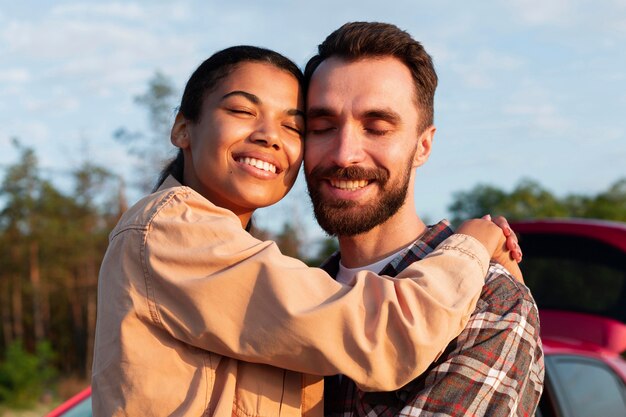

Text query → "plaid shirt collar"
[321,220,454,279]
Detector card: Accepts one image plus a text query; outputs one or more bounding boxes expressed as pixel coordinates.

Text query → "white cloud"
[2,2,197,64]
[506,0,626,37]
[0,5,198,102]
[3,19,155,60]
[496,77,574,137]
[22,96,80,113]
[598,127,624,143]
[49,2,191,22]
[51,3,147,20]
[11,121,51,143]
[449,49,525,89]
[506,0,575,26]
[0,68,30,83]
[502,102,571,135]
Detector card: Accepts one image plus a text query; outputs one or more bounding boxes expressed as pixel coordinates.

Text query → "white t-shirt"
[336,247,408,284]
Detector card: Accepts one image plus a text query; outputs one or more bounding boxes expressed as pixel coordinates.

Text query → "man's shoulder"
[476,262,539,317]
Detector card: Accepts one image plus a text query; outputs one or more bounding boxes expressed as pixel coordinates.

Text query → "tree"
[274,222,304,259]
[449,177,626,223]
[0,141,123,385]
[114,71,178,192]
[305,237,339,267]
[0,340,56,408]
[0,140,47,346]
[67,162,120,376]
[583,178,626,221]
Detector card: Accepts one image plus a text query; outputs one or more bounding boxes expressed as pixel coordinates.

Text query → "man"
[302,22,544,416]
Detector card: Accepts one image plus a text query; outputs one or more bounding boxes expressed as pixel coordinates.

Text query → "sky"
[1,0,625,242]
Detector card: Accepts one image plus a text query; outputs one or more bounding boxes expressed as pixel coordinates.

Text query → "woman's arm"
[138,191,504,391]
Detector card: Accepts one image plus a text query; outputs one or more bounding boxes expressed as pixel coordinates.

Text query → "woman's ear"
[413,125,436,168]
[171,112,190,149]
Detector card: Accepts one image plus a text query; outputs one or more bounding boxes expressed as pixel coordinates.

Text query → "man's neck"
[338,205,427,268]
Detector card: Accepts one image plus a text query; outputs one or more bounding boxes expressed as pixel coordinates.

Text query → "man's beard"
[306,161,412,237]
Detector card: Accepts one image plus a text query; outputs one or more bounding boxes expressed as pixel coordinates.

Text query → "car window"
[60,396,92,417]
[547,355,626,417]
[519,233,626,321]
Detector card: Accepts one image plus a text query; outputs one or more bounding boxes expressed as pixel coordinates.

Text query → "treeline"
[0,140,126,407]
[448,178,626,223]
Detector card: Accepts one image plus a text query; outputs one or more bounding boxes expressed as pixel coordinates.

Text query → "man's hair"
[304,22,437,133]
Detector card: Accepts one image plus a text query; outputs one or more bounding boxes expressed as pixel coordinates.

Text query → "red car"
[45,386,91,417]
[511,219,626,417]
[46,219,626,417]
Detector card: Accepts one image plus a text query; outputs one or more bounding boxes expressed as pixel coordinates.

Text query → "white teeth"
[238,157,277,173]
[330,179,369,191]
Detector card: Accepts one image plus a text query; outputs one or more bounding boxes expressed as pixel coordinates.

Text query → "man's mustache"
[308,165,389,182]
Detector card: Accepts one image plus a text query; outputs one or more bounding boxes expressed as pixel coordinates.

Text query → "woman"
[92,46,520,416]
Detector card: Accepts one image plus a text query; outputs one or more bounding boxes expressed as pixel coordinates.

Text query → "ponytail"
[153,149,184,192]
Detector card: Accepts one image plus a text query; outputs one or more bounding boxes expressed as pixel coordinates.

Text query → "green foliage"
[0,140,121,385]
[449,177,626,224]
[0,341,57,408]
[583,178,626,221]
[275,222,303,259]
[305,237,339,267]
[114,71,178,192]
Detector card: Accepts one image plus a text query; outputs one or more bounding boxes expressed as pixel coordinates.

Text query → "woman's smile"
[174,61,304,224]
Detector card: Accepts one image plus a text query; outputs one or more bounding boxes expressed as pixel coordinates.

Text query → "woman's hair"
[153,45,303,191]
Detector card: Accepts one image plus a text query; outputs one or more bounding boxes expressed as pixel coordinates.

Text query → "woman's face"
[172,62,304,225]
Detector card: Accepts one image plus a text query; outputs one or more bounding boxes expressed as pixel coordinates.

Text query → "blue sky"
[1,0,625,241]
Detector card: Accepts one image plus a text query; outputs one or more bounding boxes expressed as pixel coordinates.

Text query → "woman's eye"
[284,125,303,136]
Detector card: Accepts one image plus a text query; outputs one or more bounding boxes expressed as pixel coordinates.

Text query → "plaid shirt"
[323,220,545,417]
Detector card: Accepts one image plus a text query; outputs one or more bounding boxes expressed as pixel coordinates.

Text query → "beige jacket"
[92,176,490,417]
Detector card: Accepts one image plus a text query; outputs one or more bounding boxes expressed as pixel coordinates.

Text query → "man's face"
[304,56,432,236]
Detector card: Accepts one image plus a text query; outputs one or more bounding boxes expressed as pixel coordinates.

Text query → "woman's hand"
[457,216,524,283]
[482,214,522,262]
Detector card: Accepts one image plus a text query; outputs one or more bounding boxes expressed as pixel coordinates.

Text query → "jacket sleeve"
[141,191,489,392]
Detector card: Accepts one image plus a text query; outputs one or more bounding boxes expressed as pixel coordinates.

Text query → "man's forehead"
[307,56,416,112]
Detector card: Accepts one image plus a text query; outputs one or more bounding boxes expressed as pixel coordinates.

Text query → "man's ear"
[171,112,190,149]
[413,125,436,168]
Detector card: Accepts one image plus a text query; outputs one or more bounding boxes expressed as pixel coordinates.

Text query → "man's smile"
[329,179,369,191]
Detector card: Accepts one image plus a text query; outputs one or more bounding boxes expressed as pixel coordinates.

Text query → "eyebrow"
[307,106,336,119]
[363,109,401,125]
[307,106,401,125]
[222,90,304,118]
[222,90,260,104]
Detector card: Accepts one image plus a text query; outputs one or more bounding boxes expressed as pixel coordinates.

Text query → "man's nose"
[331,126,366,167]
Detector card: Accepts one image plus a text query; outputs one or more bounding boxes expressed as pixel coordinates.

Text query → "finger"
[482,214,492,221]
[510,242,522,263]
[506,235,519,251]
[515,243,523,263]
[493,215,512,237]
